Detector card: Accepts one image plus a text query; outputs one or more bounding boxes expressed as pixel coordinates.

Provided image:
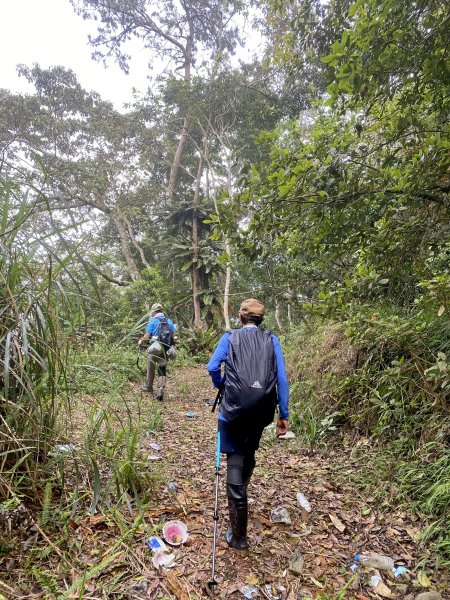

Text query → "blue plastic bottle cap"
[354,554,360,562]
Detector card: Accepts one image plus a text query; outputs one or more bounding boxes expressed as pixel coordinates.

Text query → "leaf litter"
[1,365,447,598]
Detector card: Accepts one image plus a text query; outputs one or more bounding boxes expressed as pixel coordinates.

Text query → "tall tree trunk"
[124,217,152,270]
[287,301,292,327]
[192,138,205,327]
[223,242,232,330]
[287,287,294,327]
[113,216,140,282]
[167,34,193,201]
[192,263,202,326]
[222,153,234,329]
[209,148,234,329]
[275,301,285,334]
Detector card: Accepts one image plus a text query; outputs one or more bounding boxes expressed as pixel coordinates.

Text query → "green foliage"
[146,402,164,432]
[177,327,220,363]
[284,317,450,564]
[67,343,140,395]
[40,482,52,527]
[31,567,60,596]
[104,267,173,340]
[0,181,74,499]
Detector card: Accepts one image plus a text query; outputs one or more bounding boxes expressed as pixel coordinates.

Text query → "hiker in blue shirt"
[139,303,175,400]
[207,298,289,550]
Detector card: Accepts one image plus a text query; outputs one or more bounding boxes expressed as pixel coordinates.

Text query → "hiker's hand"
[276,419,289,437]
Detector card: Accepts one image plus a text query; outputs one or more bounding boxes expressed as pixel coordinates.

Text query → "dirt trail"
[133,365,442,600]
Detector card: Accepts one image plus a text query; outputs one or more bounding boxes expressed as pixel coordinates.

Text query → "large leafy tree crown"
[71,0,244,73]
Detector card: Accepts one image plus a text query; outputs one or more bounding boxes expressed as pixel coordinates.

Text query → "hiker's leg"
[242,422,266,487]
[155,359,167,400]
[144,354,156,392]
[242,452,256,489]
[226,453,248,550]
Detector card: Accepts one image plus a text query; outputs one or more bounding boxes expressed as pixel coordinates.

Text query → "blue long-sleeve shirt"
[207,326,289,420]
[145,313,175,336]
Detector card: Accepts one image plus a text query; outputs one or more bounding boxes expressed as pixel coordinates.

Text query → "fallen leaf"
[165,571,190,600]
[252,513,273,526]
[405,526,421,542]
[310,577,325,589]
[246,574,259,586]
[417,572,432,588]
[373,581,392,598]
[329,513,346,532]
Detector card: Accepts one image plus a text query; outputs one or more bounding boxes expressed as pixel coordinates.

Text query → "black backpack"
[221,328,278,425]
[157,317,173,348]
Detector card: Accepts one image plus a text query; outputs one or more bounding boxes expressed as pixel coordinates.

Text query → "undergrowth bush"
[67,342,140,394]
[58,344,163,513]
[177,326,220,363]
[284,309,450,566]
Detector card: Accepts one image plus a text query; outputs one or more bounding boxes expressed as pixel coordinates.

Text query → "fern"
[40,481,52,526]
[31,567,59,596]
[60,552,120,599]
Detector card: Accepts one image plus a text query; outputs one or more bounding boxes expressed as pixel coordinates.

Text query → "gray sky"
[0,0,152,110]
[1,0,262,111]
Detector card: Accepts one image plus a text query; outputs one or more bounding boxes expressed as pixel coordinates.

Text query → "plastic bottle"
[354,553,395,571]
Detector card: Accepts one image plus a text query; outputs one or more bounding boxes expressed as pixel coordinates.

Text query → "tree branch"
[85,260,130,286]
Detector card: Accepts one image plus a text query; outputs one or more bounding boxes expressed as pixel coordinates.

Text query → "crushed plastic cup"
[53,444,78,454]
[152,550,176,569]
[296,492,311,512]
[240,586,259,599]
[270,506,291,525]
[146,536,169,553]
[163,520,188,545]
[370,575,382,588]
[262,584,287,600]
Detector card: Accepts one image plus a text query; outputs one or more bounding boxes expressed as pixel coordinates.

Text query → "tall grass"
[0,180,74,499]
[0,180,157,512]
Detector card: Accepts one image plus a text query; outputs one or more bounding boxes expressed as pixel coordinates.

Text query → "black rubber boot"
[242,454,256,490]
[225,483,248,550]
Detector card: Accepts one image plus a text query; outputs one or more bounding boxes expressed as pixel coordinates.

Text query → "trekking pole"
[211,385,224,414]
[207,428,221,592]
[136,340,148,370]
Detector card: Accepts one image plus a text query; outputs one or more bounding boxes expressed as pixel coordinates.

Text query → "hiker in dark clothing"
[138,303,175,400]
[207,298,289,550]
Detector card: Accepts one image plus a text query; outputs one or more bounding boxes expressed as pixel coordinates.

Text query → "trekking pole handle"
[211,385,224,414]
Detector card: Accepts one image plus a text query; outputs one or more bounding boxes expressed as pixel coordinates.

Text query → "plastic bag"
[166,346,176,360]
[148,340,162,355]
